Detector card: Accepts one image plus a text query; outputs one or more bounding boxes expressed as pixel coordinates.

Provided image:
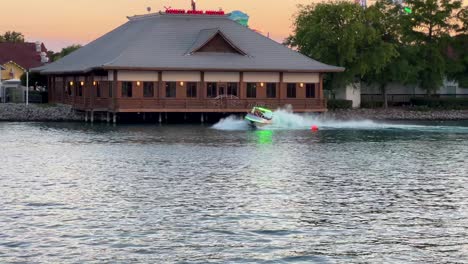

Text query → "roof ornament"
[191,0,196,11]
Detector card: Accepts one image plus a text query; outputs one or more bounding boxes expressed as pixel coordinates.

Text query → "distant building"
[35,12,343,119]
[0,42,49,81]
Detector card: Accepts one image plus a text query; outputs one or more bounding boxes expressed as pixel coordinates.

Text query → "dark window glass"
[227,83,238,96]
[246,83,257,98]
[207,82,217,98]
[109,82,113,98]
[306,83,316,98]
[186,82,197,98]
[122,81,133,97]
[266,83,276,98]
[66,82,72,96]
[96,82,101,98]
[165,82,176,98]
[287,83,296,98]
[219,86,225,96]
[78,82,83,97]
[143,82,154,97]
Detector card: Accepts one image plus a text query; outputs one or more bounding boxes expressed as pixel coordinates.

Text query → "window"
[143,82,154,97]
[186,82,197,98]
[165,82,176,98]
[306,83,316,98]
[66,82,72,96]
[219,86,225,96]
[78,82,83,97]
[109,82,113,98]
[266,83,276,98]
[246,83,257,98]
[287,83,296,98]
[207,82,217,98]
[227,83,238,96]
[96,82,101,98]
[122,81,133,97]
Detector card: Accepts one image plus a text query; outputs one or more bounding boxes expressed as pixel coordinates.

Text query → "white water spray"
[212,106,468,132]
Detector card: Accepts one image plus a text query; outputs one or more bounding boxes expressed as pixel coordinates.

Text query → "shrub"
[27,91,48,104]
[409,97,468,110]
[327,99,353,109]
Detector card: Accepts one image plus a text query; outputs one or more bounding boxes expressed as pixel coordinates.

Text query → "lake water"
[1,112,468,263]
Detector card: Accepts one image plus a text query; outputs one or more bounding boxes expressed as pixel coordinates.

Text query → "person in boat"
[254,109,263,118]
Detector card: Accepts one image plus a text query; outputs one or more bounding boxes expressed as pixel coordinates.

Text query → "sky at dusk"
[1,0,466,52]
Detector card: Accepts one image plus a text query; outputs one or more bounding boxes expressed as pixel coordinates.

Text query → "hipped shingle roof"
[36,13,344,74]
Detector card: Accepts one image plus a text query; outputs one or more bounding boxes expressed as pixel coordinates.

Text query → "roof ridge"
[128,12,230,21]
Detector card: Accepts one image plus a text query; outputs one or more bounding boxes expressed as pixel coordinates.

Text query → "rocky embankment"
[324,107,468,121]
[1,104,468,122]
[0,103,82,122]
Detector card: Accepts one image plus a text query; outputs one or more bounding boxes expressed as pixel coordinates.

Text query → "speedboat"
[245,107,273,128]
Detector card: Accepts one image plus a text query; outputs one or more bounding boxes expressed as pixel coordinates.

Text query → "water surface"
[0,119,467,263]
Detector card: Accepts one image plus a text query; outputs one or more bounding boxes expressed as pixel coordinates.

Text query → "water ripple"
[0,121,467,263]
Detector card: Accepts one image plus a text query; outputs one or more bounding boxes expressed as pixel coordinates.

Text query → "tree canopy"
[287,1,398,91]
[0,31,25,43]
[287,0,468,94]
[49,44,82,62]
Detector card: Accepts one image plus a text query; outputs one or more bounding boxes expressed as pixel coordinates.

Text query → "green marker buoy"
[404,7,412,14]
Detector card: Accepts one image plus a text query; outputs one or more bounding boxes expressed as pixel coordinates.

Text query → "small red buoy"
[311,125,319,131]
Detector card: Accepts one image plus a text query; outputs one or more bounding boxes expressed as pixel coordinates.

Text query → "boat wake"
[212,107,468,133]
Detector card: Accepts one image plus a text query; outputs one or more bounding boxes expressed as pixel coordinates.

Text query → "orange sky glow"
[1,0,466,52]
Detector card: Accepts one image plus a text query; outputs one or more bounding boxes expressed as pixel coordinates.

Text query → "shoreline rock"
[0,103,83,122]
[1,104,467,122]
[324,108,468,121]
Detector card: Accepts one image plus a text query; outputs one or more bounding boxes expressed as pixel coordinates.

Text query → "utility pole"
[26,71,29,105]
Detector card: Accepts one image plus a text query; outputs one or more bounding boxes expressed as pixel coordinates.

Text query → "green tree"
[402,0,464,94]
[363,0,421,107]
[20,72,47,88]
[457,6,468,34]
[0,31,25,43]
[287,1,397,93]
[51,44,82,61]
[446,34,468,87]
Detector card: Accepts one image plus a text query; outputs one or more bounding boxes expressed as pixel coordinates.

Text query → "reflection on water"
[0,121,467,263]
[253,130,274,145]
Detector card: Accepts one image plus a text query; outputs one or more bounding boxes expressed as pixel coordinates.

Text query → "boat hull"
[245,113,272,128]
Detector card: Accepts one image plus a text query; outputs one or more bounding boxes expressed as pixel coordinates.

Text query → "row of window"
[123,82,317,99]
[64,81,317,99]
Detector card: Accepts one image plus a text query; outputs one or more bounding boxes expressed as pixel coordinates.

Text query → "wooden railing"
[114,98,326,112]
[68,98,326,112]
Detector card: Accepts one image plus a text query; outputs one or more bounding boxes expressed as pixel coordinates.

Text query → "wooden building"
[34,11,343,122]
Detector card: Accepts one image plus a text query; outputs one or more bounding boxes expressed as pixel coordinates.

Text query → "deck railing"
[68,98,326,112]
[114,98,326,111]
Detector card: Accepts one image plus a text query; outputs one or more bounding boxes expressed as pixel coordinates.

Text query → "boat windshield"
[253,107,273,120]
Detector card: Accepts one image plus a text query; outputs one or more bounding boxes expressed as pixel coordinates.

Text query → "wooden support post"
[113,113,117,124]
[84,111,88,122]
[90,111,94,123]
[201,113,204,123]
[158,113,162,124]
